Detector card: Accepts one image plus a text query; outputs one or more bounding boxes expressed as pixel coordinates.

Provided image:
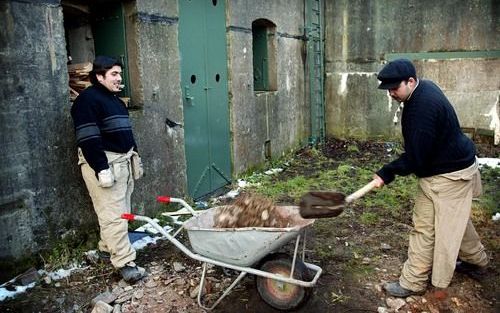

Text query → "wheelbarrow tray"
[183,205,314,267]
[122,198,322,311]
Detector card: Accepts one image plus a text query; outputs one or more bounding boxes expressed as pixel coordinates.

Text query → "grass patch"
[346,144,360,153]
[359,212,379,225]
[478,165,500,215]
[242,154,417,220]
[250,175,311,200]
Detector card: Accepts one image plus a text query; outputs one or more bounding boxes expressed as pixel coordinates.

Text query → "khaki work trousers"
[399,160,488,291]
[79,149,136,268]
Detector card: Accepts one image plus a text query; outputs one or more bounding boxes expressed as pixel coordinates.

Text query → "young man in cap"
[71,56,146,283]
[373,59,488,297]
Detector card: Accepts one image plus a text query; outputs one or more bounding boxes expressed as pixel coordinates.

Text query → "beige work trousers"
[400,160,488,291]
[79,149,136,268]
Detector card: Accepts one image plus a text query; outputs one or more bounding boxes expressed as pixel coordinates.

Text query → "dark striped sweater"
[376,80,475,184]
[71,84,137,174]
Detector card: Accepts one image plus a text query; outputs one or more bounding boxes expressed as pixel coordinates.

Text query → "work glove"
[98,169,114,188]
[131,153,144,180]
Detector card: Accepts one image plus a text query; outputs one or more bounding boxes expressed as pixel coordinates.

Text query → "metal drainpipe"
[306,0,325,146]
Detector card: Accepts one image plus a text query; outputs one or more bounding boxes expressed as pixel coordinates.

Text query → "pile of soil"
[213,193,290,228]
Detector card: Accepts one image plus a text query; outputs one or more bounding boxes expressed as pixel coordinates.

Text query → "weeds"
[242,154,417,220]
[478,165,500,215]
[40,234,92,272]
[359,212,379,225]
[330,291,350,303]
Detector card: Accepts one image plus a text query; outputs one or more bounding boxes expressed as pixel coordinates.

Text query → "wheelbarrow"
[121,196,322,311]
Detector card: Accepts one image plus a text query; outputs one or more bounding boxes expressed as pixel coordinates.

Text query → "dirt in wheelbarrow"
[1,138,499,313]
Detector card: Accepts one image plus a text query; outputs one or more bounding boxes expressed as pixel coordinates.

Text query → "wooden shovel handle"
[345,179,378,203]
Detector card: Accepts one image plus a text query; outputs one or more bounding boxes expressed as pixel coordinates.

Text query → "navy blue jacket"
[377,80,475,184]
[71,84,137,174]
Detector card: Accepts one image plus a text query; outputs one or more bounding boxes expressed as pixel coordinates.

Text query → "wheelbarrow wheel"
[255,253,312,310]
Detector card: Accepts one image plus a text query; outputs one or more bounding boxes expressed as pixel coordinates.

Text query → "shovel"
[299,179,378,219]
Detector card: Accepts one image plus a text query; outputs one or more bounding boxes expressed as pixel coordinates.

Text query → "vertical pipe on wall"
[306,0,325,145]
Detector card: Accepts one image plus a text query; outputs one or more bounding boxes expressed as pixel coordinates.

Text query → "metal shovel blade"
[298,191,346,219]
[299,180,378,219]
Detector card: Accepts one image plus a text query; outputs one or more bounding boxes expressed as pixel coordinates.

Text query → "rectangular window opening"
[62,0,136,108]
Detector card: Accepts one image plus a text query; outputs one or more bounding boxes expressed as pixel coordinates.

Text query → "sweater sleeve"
[71,93,109,174]
[376,153,412,184]
[377,127,437,184]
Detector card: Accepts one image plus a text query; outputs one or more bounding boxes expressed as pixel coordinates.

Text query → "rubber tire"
[255,253,312,311]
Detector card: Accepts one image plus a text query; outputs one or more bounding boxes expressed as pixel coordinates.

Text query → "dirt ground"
[1,138,498,313]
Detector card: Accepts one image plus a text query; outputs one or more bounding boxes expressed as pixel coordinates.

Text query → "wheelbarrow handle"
[156,196,200,216]
[345,179,378,203]
[157,196,171,203]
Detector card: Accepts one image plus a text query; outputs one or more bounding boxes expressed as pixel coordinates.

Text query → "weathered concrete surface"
[325,0,500,142]
[0,0,186,281]
[0,1,95,281]
[417,59,500,143]
[127,0,186,214]
[227,0,308,174]
[326,71,399,139]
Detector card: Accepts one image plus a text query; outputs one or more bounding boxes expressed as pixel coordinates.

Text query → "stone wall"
[0,0,89,281]
[0,0,186,281]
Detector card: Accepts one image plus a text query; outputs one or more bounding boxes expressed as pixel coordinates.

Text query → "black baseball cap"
[377,59,416,89]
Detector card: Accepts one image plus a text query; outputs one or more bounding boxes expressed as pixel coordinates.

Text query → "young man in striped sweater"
[71,56,145,284]
[373,59,488,297]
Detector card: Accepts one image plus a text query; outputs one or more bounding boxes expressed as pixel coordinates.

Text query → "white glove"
[131,154,144,180]
[98,169,114,188]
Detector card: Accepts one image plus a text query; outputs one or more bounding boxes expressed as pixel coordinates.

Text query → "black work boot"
[98,250,111,263]
[119,261,146,283]
[383,281,425,297]
[455,260,487,281]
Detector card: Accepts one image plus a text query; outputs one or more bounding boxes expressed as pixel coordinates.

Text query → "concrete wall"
[227,0,309,174]
[0,0,186,281]
[127,0,186,215]
[325,0,500,142]
[0,0,92,280]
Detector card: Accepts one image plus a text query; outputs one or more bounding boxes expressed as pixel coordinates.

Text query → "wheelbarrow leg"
[197,262,248,311]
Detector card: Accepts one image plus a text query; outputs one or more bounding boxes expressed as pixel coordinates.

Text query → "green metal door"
[179,0,232,200]
[91,2,130,97]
